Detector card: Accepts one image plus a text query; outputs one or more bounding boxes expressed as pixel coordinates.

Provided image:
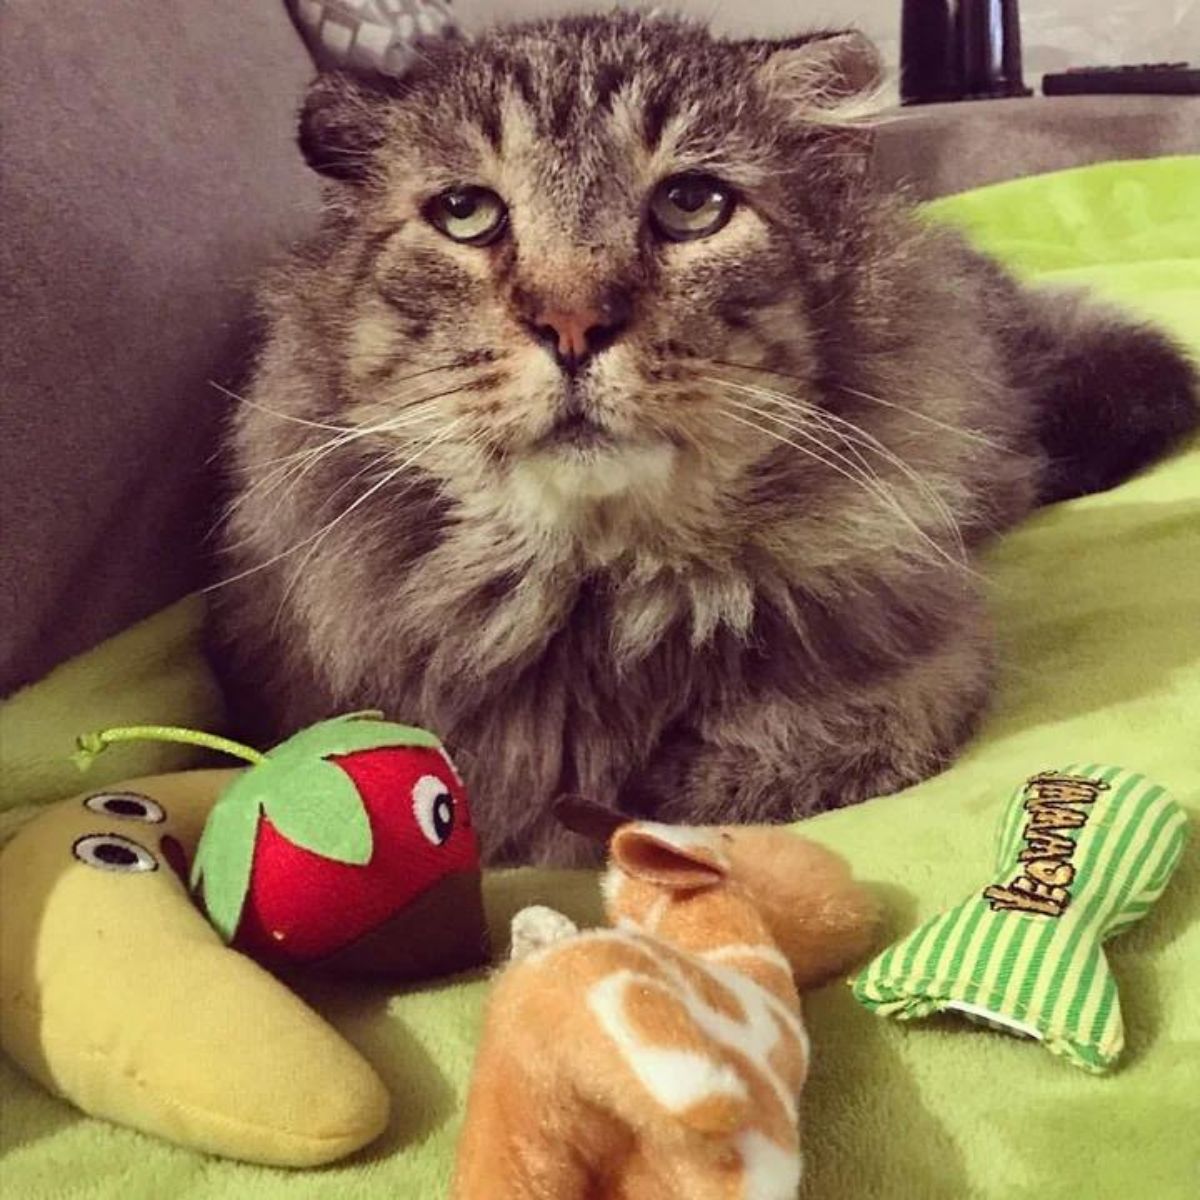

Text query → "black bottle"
[901,0,1033,104]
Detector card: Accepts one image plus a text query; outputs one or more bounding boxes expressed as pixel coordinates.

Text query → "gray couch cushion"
[872,96,1200,201]
[0,0,321,696]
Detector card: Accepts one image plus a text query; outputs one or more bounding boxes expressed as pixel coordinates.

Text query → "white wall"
[454,1,1200,75]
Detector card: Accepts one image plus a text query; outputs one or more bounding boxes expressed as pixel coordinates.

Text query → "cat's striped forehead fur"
[283,13,891,540]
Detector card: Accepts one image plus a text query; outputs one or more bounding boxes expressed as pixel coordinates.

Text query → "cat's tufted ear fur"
[749,30,886,122]
[298,72,396,183]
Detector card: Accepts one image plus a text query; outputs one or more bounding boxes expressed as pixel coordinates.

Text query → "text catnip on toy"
[853,764,1187,1072]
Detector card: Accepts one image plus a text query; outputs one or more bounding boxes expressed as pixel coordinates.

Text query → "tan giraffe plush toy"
[451,808,878,1199]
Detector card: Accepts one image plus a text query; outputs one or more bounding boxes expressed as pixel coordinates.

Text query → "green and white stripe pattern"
[852,765,1188,1073]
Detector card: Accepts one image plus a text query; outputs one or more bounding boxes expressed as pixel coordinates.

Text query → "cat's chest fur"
[307,512,720,845]
[348,474,758,714]
[306,478,949,806]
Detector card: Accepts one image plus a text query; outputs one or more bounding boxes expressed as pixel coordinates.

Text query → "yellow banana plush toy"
[0,769,390,1167]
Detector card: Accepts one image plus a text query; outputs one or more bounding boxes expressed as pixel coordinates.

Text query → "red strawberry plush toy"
[77,714,489,981]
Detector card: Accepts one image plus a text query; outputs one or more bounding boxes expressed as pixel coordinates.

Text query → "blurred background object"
[899,1,1031,104]
[451,1,1200,83]
[288,0,456,72]
[0,0,321,697]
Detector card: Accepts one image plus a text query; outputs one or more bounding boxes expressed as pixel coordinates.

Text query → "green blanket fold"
[1,157,1197,1200]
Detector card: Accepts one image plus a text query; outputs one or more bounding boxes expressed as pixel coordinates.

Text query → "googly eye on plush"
[425,187,508,246]
[649,173,736,242]
[83,792,166,823]
[412,774,456,846]
[73,833,158,873]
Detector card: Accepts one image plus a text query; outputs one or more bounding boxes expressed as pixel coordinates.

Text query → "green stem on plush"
[73,725,269,771]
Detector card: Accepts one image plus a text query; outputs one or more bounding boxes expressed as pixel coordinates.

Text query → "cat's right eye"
[649,174,735,243]
[425,187,508,246]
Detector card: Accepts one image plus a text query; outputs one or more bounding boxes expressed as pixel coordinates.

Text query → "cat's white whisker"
[706,374,969,561]
[221,381,472,535]
[709,358,1008,452]
[717,392,897,506]
[715,405,973,576]
[218,416,411,535]
[717,399,900,524]
[269,416,468,625]
[762,396,968,562]
[210,358,480,442]
[206,415,463,594]
[788,402,969,561]
[209,381,354,433]
[835,382,1009,453]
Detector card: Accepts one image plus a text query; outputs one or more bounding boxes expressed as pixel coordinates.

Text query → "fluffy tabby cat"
[212,13,1197,864]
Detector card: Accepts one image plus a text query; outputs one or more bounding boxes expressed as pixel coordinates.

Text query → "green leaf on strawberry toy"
[74,715,486,978]
[189,716,448,945]
[191,794,261,942]
[268,718,441,765]
[257,760,373,864]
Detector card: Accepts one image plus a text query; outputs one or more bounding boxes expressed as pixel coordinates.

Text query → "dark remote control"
[1043,63,1200,96]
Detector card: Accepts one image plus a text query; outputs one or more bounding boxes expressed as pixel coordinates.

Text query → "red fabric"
[235,746,479,963]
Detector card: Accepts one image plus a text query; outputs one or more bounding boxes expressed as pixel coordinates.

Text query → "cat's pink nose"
[528,295,631,374]
[535,307,601,361]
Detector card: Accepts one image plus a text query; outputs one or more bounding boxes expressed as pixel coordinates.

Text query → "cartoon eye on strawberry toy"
[75,712,489,980]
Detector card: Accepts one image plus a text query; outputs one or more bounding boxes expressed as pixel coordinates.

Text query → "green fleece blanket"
[1,157,1197,1199]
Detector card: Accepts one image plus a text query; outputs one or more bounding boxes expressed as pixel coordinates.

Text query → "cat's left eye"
[425,187,508,246]
[649,174,735,242]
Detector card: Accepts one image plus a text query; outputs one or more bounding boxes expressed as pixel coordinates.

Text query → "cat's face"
[297,14,880,520]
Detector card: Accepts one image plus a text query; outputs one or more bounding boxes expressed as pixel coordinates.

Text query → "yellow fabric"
[0,597,224,814]
[0,771,389,1168]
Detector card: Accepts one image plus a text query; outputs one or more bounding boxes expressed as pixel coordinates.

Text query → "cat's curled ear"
[749,29,885,122]
[298,72,396,184]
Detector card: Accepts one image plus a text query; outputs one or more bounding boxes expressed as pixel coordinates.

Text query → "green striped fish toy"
[852,765,1188,1072]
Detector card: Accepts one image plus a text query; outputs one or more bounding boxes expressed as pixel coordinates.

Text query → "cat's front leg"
[630,629,993,827]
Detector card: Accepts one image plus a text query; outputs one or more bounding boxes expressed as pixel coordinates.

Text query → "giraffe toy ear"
[610,823,729,890]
